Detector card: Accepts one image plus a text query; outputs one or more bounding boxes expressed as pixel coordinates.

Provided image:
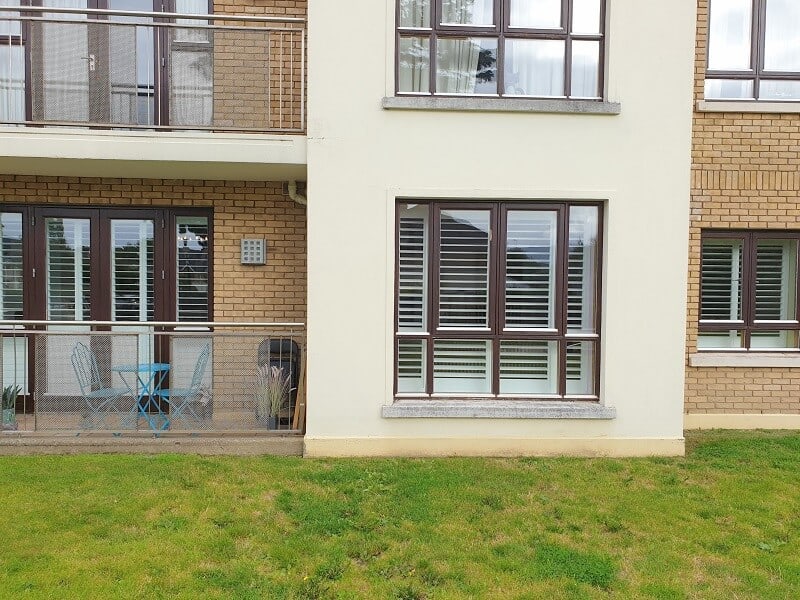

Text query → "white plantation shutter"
[397,338,426,393]
[0,213,26,394]
[499,340,557,394]
[433,339,491,394]
[504,211,556,329]
[398,206,428,331]
[700,239,743,321]
[565,341,594,395]
[111,219,154,322]
[754,240,797,321]
[0,213,23,320]
[438,209,490,328]
[46,218,90,321]
[567,206,598,333]
[176,216,210,322]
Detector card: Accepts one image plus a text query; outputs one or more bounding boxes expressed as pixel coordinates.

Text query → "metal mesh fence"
[1,326,305,434]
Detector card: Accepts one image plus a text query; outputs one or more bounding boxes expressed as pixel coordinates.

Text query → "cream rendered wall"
[304,0,697,456]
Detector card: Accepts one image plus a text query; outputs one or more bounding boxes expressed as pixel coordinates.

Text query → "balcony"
[1,321,306,437]
[0,6,306,180]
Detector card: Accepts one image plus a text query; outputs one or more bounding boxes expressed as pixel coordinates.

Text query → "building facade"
[7,0,794,456]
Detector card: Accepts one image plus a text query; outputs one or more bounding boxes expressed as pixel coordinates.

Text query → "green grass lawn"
[0,431,798,599]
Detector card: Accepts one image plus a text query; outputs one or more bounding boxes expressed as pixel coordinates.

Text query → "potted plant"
[255,365,290,430]
[2,385,20,431]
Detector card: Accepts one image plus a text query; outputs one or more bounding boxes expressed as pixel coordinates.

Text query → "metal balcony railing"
[0,321,306,434]
[0,7,305,133]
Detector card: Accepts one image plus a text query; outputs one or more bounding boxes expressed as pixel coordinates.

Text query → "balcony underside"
[0,127,307,180]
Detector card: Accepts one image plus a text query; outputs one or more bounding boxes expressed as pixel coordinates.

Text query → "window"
[395,200,602,399]
[706,0,800,101]
[396,0,604,98]
[699,231,800,350]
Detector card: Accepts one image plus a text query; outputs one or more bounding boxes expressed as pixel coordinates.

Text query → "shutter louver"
[567,206,598,333]
[754,240,796,321]
[397,338,426,393]
[565,341,594,395]
[701,239,743,321]
[433,339,491,393]
[46,218,91,321]
[505,211,556,329]
[0,213,23,320]
[398,215,427,331]
[438,210,490,328]
[111,220,154,322]
[498,340,557,394]
[177,217,210,322]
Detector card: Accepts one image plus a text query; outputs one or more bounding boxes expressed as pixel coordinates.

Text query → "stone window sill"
[383,96,621,115]
[697,100,800,114]
[689,352,800,368]
[382,399,616,419]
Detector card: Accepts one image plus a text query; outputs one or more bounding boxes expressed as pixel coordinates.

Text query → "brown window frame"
[394,199,603,400]
[395,0,606,98]
[699,230,800,351]
[705,0,800,101]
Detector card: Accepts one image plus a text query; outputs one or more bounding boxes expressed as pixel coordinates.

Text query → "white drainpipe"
[288,181,307,206]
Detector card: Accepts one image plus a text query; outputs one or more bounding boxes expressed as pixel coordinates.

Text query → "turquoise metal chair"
[70,342,131,429]
[153,343,211,426]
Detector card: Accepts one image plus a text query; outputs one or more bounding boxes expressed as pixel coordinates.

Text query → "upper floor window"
[706,0,800,101]
[396,0,605,98]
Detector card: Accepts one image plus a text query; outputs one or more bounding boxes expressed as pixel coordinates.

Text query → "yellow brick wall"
[686,0,800,414]
[0,175,307,323]
[212,0,306,131]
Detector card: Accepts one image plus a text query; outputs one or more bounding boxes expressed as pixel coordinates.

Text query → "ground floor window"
[395,200,602,399]
[699,230,800,350]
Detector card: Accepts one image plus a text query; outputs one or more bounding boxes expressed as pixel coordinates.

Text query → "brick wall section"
[212,0,306,131]
[686,0,800,414]
[0,175,307,323]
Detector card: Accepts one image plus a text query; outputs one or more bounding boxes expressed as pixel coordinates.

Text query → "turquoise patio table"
[112,363,171,431]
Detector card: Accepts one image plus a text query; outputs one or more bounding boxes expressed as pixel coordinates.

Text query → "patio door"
[42,212,93,396]
[23,0,211,127]
[109,216,159,379]
[2,206,211,413]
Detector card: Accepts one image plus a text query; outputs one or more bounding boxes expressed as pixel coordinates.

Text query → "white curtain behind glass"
[0,46,25,122]
[505,39,564,96]
[441,0,493,25]
[437,39,482,94]
[707,0,752,70]
[170,0,212,126]
[764,0,800,72]
[510,0,560,29]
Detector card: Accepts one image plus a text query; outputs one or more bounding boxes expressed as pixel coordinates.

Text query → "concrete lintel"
[382,400,616,420]
[382,96,621,115]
